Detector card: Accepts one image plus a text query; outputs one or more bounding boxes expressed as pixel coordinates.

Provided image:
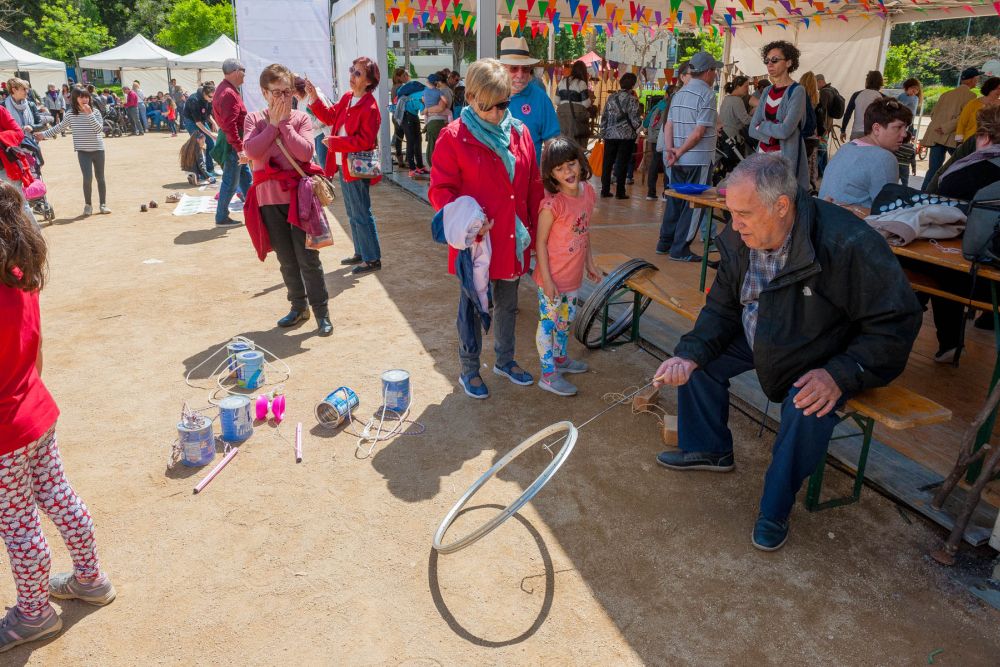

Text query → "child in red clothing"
[534,138,600,397]
[164,97,178,137]
[0,183,115,653]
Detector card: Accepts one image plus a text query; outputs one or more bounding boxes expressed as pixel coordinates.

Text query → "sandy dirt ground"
[4,131,998,666]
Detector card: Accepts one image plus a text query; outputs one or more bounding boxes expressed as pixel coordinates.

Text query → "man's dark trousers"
[677,334,843,521]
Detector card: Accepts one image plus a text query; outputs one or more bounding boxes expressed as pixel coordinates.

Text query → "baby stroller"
[12,141,55,222]
[712,131,746,186]
[102,105,126,137]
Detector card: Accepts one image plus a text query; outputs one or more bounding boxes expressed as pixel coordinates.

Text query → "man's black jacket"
[674,190,922,402]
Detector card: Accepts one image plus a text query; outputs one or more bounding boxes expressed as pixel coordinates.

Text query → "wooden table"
[664,187,729,290]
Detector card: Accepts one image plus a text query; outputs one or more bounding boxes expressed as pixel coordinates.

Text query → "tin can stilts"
[219,395,254,442]
[382,369,411,413]
[315,387,360,427]
[226,340,252,372]
[178,414,216,466]
[236,350,266,390]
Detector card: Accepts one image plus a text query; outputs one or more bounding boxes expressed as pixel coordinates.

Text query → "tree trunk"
[453,38,462,73]
[403,23,411,71]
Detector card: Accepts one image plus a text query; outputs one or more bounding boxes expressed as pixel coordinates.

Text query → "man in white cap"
[212,57,251,227]
[499,36,560,164]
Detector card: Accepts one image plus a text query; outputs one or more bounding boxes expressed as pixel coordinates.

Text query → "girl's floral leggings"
[0,426,101,615]
[536,289,578,376]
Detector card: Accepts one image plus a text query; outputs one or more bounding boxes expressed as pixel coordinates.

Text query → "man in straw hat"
[499,36,560,164]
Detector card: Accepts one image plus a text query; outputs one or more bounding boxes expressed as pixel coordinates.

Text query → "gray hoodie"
[749,83,809,190]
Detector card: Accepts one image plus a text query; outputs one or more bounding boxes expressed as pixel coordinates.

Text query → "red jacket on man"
[309,91,381,184]
[429,119,544,280]
[212,78,247,153]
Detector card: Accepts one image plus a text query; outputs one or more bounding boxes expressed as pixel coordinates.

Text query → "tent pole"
[875,17,892,75]
[478,0,497,59]
[722,30,733,91]
[373,0,393,175]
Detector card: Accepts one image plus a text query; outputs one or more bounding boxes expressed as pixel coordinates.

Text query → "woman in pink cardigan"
[243,63,331,336]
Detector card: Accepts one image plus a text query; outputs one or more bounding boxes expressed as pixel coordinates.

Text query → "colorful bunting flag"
[538,1,548,17]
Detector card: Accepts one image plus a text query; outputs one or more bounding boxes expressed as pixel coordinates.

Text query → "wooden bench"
[592,253,953,512]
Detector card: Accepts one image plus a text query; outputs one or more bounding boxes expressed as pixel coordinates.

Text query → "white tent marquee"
[168,35,234,86]
[0,36,66,92]
[78,34,204,96]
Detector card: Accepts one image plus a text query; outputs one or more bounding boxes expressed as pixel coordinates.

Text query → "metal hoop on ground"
[574,259,655,349]
[432,421,578,554]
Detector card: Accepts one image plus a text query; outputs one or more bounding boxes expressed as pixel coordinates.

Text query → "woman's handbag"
[275,138,336,205]
[588,140,605,178]
[346,148,382,179]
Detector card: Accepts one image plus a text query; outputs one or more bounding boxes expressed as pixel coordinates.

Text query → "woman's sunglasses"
[763,56,786,65]
[349,68,364,78]
[479,99,512,112]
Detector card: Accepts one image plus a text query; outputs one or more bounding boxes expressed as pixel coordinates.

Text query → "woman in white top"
[35,86,110,216]
[841,70,884,141]
[556,60,593,147]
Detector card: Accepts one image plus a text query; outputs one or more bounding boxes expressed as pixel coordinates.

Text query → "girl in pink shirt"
[534,138,600,397]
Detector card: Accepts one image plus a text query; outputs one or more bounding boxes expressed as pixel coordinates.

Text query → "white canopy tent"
[78,34,204,96]
[167,34,232,85]
[0,36,66,93]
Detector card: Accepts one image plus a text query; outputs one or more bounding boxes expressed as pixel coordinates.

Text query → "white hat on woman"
[498,37,539,66]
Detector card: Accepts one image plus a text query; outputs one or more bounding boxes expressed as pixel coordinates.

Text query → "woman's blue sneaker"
[751,513,790,551]
[459,373,489,399]
[493,361,534,386]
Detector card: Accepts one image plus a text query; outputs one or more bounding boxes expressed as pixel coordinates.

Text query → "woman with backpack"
[599,72,642,199]
[842,70,884,141]
[749,41,810,190]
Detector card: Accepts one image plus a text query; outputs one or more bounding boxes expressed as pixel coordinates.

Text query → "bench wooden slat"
[622,272,705,322]
[846,386,952,430]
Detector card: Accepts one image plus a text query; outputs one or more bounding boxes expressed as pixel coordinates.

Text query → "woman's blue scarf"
[460,105,531,269]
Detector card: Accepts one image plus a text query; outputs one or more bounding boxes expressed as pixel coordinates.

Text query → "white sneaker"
[933,347,957,364]
[83,205,92,216]
[99,205,111,215]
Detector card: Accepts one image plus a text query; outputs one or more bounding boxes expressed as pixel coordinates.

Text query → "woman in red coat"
[305,57,383,275]
[429,58,544,399]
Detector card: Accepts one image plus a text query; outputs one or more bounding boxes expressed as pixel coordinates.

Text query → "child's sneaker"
[539,374,577,396]
[555,358,588,374]
[49,572,117,606]
[0,605,62,653]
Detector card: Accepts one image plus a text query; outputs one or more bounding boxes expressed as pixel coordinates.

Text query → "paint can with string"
[226,339,253,372]
[315,387,359,427]
[236,350,265,390]
[381,369,411,413]
[219,395,253,442]
[178,414,216,467]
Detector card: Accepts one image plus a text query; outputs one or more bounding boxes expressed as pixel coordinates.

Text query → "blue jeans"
[216,149,252,223]
[459,277,519,377]
[923,144,953,192]
[678,334,843,521]
[183,117,215,172]
[339,176,381,262]
[659,164,709,258]
[314,135,329,170]
[146,109,163,129]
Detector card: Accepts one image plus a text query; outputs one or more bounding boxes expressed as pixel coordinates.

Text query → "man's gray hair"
[816,73,826,82]
[728,153,798,209]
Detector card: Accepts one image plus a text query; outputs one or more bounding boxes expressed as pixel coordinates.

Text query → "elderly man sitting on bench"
[654,153,922,551]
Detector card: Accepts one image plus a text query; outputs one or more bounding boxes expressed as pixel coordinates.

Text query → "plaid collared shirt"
[740,233,793,348]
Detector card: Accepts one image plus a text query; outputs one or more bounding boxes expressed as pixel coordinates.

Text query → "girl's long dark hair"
[179,135,203,172]
[0,182,47,291]
[541,136,591,194]
[70,85,90,114]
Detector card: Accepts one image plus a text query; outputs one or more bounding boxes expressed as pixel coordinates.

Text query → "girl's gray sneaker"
[0,605,62,653]
[49,572,117,606]
[539,374,577,396]
[556,358,588,374]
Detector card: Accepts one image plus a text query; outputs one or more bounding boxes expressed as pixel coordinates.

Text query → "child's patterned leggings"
[0,426,101,615]
[536,288,578,376]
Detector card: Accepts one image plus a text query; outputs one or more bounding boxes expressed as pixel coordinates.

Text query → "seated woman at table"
[819,97,912,209]
[901,106,1000,364]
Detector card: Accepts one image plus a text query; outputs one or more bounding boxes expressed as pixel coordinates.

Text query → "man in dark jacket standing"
[183,82,217,174]
[212,58,251,227]
[654,153,921,551]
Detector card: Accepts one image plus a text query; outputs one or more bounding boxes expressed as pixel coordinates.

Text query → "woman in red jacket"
[0,105,37,227]
[0,183,116,652]
[305,57,383,276]
[429,59,545,399]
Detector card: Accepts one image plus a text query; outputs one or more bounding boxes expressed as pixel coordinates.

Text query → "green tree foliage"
[554,32,585,60]
[884,42,940,86]
[677,32,723,62]
[387,49,397,76]
[125,0,171,41]
[156,0,233,54]
[23,0,115,63]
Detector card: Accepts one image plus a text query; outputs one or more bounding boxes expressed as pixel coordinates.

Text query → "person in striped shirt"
[35,86,110,216]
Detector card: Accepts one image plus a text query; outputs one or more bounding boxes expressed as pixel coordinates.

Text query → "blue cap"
[428,73,443,84]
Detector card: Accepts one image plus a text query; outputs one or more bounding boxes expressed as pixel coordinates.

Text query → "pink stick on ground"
[193,448,239,494]
[295,422,303,463]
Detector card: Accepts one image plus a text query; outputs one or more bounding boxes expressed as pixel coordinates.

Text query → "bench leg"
[805,415,874,512]
[629,289,642,343]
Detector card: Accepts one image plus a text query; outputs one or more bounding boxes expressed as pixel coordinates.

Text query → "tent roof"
[79,34,180,70]
[169,35,238,69]
[0,36,64,72]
